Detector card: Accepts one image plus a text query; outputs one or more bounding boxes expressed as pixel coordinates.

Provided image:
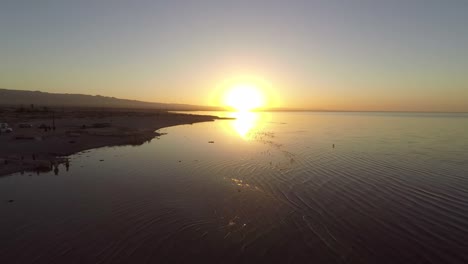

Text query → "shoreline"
[0,108,223,177]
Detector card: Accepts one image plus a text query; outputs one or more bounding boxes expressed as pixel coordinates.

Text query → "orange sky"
[1,1,467,112]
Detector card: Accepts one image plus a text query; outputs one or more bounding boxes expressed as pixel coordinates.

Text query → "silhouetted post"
[52,111,56,130]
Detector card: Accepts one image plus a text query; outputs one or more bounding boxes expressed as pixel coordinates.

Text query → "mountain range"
[0,89,222,111]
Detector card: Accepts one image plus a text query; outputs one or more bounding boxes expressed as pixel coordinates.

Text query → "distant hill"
[0,88,222,111]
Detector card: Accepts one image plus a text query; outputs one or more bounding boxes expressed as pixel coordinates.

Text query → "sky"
[1,0,467,111]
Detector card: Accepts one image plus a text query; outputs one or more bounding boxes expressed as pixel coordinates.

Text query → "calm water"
[1,112,468,263]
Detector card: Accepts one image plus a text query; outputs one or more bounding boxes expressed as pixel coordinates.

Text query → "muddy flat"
[0,107,219,176]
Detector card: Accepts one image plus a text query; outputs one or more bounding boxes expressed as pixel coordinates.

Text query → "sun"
[224,84,265,111]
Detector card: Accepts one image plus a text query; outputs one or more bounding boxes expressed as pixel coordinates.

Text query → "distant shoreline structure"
[0,88,223,111]
[1,88,466,114]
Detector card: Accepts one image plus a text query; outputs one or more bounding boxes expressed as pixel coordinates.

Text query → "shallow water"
[1,112,468,263]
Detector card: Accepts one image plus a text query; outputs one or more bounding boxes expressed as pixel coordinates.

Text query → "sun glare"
[224,84,265,111]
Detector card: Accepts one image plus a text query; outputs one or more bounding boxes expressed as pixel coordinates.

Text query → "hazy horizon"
[2,88,468,113]
[2,1,468,112]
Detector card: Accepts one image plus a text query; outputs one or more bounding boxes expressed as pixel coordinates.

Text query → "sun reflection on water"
[230,111,260,139]
[219,110,271,140]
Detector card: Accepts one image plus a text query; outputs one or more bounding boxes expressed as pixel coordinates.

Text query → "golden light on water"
[222,111,271,140]
[230,111,260,139]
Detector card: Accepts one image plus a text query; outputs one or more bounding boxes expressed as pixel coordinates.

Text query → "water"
[1,112,468,263]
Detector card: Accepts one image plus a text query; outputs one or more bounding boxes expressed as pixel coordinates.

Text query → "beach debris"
[69,140,76,144]
[7,199,14,203]
[227,216,239,227]
[38,124,50,132]
[208,141,214,143]
[99,159,104,162]
[332,144,335,148]
[92,123,111,128]
[36,161,53,172]
[18,123,33,128]
[15,135,35,140]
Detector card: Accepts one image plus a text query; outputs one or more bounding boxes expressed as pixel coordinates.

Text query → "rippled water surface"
[1,112,468,263]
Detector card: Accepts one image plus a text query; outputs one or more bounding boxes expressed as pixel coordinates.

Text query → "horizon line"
[1,88,466,114]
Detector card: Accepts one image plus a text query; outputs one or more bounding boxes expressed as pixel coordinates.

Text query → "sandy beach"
[0,107,221,176]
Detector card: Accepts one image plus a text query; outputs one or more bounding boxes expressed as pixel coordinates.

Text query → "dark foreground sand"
[0,107,222,176]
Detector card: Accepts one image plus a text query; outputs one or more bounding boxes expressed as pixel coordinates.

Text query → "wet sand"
[0,107,220,176]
